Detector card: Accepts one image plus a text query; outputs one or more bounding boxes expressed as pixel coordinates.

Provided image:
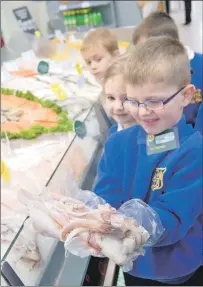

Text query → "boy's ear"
[182,85,196,107]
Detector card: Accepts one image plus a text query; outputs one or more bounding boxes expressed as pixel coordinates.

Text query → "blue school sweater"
[184,52,203,125]
[94,116,202,284]
[107,124,118,138]
[195,102,203,135]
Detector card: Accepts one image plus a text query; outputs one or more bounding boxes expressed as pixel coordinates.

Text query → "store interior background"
[1,1,202,62]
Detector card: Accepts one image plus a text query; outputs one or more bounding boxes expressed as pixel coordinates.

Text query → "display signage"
[12,6,39,35]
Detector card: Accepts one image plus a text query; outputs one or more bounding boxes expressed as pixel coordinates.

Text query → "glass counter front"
[1,102,111,286]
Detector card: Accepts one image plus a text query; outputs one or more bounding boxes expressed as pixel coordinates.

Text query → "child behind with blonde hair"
[102,53,137,135]
[80,28,119,82]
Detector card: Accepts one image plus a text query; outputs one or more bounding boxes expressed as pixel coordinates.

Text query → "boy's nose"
[115,100,124,110]
[138,105,152,116]
[91,62,97,69]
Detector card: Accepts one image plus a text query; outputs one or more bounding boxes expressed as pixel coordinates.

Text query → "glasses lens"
[146,100,163,110]
[128,101,138,109]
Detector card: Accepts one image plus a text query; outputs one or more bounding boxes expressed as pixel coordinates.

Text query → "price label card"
[74,120,87,139]
[38,61,49,74]
[1,160,11,183]
[50,82,67,101]
[75,63,83,75]
[35,30,41,38]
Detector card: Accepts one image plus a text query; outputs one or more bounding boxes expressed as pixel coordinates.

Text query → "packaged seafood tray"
[1,103,111,286]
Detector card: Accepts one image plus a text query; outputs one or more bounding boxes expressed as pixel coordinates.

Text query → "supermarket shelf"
[45,22,115,39]
[59,1,110,12]
[65,23,115,33]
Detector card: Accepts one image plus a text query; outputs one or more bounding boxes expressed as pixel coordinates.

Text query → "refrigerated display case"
[1,23,121,286]
[1,101,120,286]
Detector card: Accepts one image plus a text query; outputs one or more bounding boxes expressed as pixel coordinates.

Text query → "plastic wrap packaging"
[18,173,165,272]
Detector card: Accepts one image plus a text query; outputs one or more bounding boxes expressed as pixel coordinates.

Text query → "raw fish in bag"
[18,174,164,272]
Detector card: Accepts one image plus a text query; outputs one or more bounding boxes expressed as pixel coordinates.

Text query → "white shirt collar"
[185,46,195,60]
[117,124,123,132]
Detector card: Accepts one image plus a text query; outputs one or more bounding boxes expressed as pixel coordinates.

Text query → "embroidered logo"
[190,89,202,104]
[151,167,167,191]
[147,135,155,144]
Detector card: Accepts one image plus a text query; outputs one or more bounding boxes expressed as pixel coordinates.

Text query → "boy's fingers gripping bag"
[18,173,164,272]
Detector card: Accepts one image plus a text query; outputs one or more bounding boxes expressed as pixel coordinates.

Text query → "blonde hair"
[132,12,179,45]
[103,53,129,86]
[81,28,119,55]
[124,36,190,87]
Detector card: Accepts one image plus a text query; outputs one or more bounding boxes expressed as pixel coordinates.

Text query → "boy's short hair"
[132,12,179,45]
[124,36,190,87]
[103,53,129,86]
[80,28,119,55]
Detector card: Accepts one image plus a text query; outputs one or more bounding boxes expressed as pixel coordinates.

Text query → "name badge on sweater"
[147,128,179,155]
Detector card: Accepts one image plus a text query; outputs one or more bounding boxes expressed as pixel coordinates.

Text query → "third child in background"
[132,12,203,126]
[136,1,164,18]
[80,28,119,82]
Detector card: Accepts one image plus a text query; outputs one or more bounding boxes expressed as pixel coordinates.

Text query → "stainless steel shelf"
[59,1,110,12]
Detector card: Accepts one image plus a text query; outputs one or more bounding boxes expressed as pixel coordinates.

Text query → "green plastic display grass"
[1,88,73,140]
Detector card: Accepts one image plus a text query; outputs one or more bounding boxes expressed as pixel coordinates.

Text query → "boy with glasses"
[93,36,202,285]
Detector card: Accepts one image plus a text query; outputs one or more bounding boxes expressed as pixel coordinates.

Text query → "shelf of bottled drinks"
[47,1,116,33]
[63,7,104,31]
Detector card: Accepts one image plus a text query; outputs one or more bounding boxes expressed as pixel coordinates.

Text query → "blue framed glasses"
[124,86,185,111]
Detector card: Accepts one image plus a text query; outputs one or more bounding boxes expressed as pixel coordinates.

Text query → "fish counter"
[1,103,112,286]
[1,40,114,286]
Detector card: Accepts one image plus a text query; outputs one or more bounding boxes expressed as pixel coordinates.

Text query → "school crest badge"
[191,89,202,104]
[151,167,167,191]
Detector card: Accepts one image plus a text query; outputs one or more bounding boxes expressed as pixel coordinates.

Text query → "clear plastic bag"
[19,172,164,272]
[63,197,164,271]
[118,199,165,246]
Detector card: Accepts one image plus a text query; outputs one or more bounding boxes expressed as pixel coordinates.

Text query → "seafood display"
[1,90,73,139]
[0,35,104,285]
[1,107,24,123]
[19,191,150,271]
